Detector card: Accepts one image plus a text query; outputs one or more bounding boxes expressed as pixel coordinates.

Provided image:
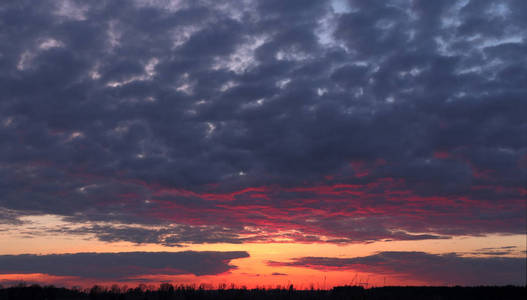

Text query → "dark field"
[0,284,525,300]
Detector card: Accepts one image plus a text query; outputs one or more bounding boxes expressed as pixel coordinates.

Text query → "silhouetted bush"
[0,284,525,300]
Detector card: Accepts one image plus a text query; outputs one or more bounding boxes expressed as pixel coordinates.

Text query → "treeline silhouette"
[0,283,525,300]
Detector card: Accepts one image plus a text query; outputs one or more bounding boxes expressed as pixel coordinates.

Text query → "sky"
[0,0,526,288]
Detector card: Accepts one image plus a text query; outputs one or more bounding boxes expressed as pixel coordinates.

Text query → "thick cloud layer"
[0,251,249,280]
[0,0,526,244]
[268,251,526,286]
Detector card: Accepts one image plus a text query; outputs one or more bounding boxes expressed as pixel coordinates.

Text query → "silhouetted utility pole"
[358,276,370,288]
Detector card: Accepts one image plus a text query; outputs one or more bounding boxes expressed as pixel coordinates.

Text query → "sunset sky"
[0,0,526,288]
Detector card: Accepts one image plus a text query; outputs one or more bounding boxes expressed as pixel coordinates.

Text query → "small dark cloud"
[0,208,25,225]
[271,272,287,276]
[0,251,249,280]
[472,251,511,256]
[269,251,526,286]
[477,246,517,250]
[467,246,522,256]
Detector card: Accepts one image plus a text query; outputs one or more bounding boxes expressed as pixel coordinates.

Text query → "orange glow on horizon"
[1,231,525,288]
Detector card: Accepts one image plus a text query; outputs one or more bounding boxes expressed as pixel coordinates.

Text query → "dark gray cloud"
[268,251,526,286]
[467,246,523,256]
[0,0,525,245]
[52,224,248,247]
[0,208,24,225]
[0,251,249,280]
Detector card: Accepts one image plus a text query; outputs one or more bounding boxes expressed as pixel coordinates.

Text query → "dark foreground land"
[0,284,525,300]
